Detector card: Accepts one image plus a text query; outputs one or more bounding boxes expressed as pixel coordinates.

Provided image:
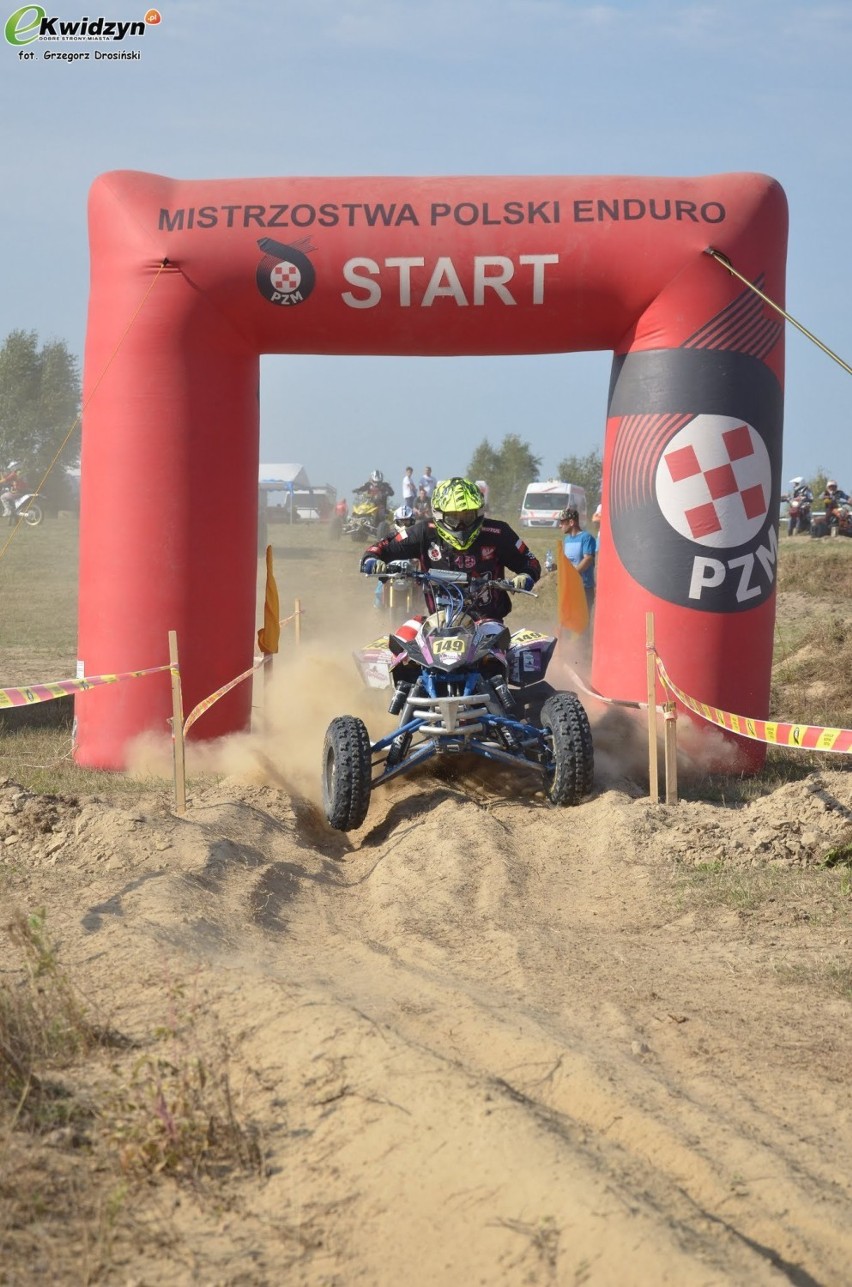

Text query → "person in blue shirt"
[559,507,596,613]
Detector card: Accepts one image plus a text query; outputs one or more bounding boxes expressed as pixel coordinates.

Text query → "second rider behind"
[353,469,395,519]
[360,477,541,621]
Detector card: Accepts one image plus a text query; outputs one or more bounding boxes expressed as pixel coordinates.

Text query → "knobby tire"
[323,715,372,831]
[540,693,594,806]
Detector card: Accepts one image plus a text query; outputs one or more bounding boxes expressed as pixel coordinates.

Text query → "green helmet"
[431,477,485,551]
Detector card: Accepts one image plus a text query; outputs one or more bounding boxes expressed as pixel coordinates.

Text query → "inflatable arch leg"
[76,171,786,770]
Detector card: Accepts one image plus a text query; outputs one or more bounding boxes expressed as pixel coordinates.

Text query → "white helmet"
[393,504,414,527]
[370,469,383,484]
[790,477,804,487]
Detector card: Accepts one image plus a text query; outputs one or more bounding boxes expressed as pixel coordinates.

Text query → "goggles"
[441,511,479,531]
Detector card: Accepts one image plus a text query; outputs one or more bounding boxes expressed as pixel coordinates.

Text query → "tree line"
[467,433,602,518]
[0,329,81,507]
[1,327,608,521]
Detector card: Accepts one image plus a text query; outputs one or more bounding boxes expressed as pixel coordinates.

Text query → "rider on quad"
[353,469,394,521]
[360,476,541,622]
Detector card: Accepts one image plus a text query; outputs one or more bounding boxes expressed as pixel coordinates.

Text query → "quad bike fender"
[508,629,557,687]
[353,636,395,689]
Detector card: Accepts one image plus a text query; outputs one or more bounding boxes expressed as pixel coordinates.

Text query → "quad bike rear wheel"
[540,693,594,806]
[322,715,372,831]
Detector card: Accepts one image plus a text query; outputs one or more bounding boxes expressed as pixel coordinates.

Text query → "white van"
[520,480,587,528]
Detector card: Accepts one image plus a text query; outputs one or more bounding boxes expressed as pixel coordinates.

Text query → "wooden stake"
[168,630,187,815]
[664,701,678,805]
[294,598,302,645]
[262,652,274,731]
[645,612,659,803]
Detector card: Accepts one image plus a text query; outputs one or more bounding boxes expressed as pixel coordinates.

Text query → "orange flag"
[557,543,589,634]
[257,544,281,655]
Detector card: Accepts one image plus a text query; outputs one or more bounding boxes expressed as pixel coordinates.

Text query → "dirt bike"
[816,496,852,537]
[329,497,393,542]
[782,493,811,536]
[832,503,852,537]
[321,563,594,831]
[3,492,44,526]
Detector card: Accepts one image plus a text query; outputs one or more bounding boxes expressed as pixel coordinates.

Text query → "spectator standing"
[401,465,417,505]
[418,466,436,498]
[559,507,596,613]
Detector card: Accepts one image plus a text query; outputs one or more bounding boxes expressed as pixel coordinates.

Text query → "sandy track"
[3,538,852,1283]
[5,739,850,1284]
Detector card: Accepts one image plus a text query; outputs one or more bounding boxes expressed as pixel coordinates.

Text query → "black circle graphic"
[255,237,316,306]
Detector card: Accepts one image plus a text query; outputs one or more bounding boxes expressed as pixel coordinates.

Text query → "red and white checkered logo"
[656,415,770,550]
[269,260,302,294]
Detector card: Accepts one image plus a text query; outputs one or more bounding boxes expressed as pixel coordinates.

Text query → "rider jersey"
[363,518,541,620]
[354,480,394,503]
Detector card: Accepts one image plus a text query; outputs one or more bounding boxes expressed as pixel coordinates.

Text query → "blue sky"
[2,0,851,499]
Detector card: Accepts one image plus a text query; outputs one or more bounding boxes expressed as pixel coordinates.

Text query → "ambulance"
[519,480,587,528]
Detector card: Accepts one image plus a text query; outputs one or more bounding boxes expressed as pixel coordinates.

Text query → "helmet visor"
[441,510,479,532]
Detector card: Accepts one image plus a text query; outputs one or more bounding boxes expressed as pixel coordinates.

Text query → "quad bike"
[321,564,594,831]
[330,497,393,542]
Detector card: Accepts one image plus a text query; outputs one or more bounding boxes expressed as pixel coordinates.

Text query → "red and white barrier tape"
[0,664,176,710]
[655,653,852,754]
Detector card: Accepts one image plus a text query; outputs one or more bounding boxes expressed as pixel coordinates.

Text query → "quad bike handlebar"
[378,561,538,601]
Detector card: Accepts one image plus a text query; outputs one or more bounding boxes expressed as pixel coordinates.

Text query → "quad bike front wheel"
[540,693,594,806]
[322,715,372,831]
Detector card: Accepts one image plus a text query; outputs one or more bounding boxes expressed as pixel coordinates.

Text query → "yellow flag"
[557,543,589,634]
[257,545,281,654]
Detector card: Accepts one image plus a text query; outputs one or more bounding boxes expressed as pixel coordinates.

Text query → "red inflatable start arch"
[77,171,787,770]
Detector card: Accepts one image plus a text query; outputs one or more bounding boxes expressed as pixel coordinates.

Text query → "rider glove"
[361,558,387,576]
[511,573,534,592]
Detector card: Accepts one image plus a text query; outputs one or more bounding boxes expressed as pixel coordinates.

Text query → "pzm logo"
[5,6,150,44]
[255,237,316,307]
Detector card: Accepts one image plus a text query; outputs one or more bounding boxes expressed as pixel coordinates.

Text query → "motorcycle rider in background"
[392,504,416,532]
[360,476,540,623]
[821,479,850,532]
[0,461,25,523]
[373,505,417,607]
[353,469,394,521]
[785,477,813,537]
